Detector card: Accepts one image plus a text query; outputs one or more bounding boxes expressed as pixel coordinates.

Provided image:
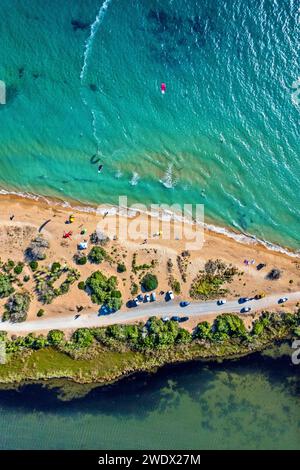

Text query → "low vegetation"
[0,273,14,298]
[190,259,238,300]
[34,263,80,304]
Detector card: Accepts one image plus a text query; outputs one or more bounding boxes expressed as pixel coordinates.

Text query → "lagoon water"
[0,353,299,450]
[0,0,299,249]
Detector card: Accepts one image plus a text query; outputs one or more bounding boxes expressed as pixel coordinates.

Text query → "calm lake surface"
[0,350,299,450]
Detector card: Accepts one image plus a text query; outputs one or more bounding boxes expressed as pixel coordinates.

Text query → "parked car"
[144,294,150,302]
[240,307,251,313]
[256,263,266,271]
[180,301,190,307]
[217,299,226,305]
[167,290,174,300]
[133,297,140,306]
[238,297,250,304]
[162,316,170,322]
[171,316,181,322]
[150,292,156,302]
[254,292,265,300]
[278,297,288,304]
[137,294,144,302]
[178,316,189,322]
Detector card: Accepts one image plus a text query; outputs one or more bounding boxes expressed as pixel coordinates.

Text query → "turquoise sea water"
[0,0,299,249]
[0,352,299,450]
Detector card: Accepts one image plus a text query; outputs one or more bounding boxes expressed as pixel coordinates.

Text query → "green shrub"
[23,275,30,282]
[88,246,109,264]
[0,273,14,298]
[14,263,24,275]
[171,278,181,295]
[37,309,44,317]
[131,283,138,295]
[47,329,65,346]
[72,328,94,347]
[78,281,85,290]
[5,292,31,323]
[29,260,38,272]
[195,321,213,340]
[51,262,61,273]
[85,271,122,311]
[141,273,158,292]
[77,255,87,265]
[117,262,126,273]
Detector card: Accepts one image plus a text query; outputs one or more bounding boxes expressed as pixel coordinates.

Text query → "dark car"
[256,263,266,271]
[178,316,189,323]
[238,297,250,304]
[180,301,190,307]
[240,307,251,313]
[171,316,181,322]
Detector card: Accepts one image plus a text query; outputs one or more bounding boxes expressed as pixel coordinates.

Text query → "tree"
[141,273,158,292]
[195,321,212,340]
[213,314,248,340]
[85,271,122,311]
[72,328,94,347]
[88,246,109,264]
[29,260,38,271]
[47,329,65,346]
[0,273,14,298]
[5,292,31,323]
[117,262,126,273]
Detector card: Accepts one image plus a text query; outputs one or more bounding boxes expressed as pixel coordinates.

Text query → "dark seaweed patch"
[18,67,25,79]
[89,83,98,92]
[71,19,90,32]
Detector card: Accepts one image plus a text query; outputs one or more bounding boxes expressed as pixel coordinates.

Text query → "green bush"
[78,281,85,290]
[14,263,24,275]
[141,273,158,292]
[117,262,126,273]
[195,321,213,340]
[77,255,87,265]
[213,314,248,341]
[85,271,122,311]
[131,283,138,295]
[37,309,44,317]
[72,328,94,347]
[29,260,38,272]
[23,275,30,282]
[88,246,109,264]
[47,329,65,346]
[5,292,31,323]
[0,273,14,298]
[51,262,61,273]
[171,279,181,295]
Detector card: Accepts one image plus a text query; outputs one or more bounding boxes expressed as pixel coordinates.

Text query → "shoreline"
[0,188,298,259]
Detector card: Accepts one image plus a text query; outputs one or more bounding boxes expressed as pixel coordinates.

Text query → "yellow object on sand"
[69,215,75,223]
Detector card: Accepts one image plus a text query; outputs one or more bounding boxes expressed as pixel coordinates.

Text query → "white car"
[144,294,150,302]
[162,316,170,322]
[278,297,288,304]
[217,299,226,305]
[133,297,140,306]
[167,290,174,300]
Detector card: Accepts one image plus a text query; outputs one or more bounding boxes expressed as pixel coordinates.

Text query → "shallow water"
[0,0,299,249]
[0,352,299,450]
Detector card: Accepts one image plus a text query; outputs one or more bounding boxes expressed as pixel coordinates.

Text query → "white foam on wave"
[80,0,112,82]
[130,172,140,186]
[0,189,298,259]
[160,163,176,189]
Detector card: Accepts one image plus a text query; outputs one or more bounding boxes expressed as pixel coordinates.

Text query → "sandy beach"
[0,193,299,334]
